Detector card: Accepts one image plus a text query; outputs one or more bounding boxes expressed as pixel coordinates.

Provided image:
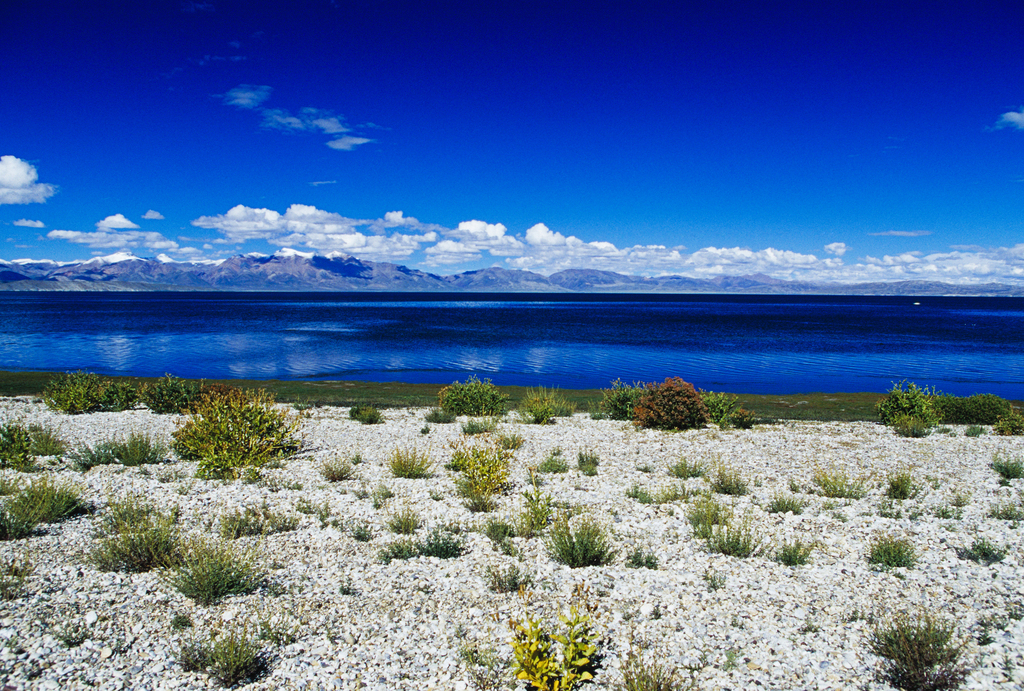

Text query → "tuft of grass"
[377,538,419,564]
[165,539,263,606]
[577,449,599,476]
[378,527,465,563]
[0,553,33,600]
[0,477,89,540]
[624,547,659,570]
[349,405,383,424]
[703,569,726,591]
[177,625,267,687]
[546,512,618,568]
[385,506,422,535]
[537,448,568,473]
[812,466,868,499]
[91,495,181,573]
[686,496,731,540]
[991,452,1024,481]
[964,425,985,438]
[767,493,806,514]
[625,483,654,505]
[709,465,748,496]
[887,470,919,500]
[0,422,34,472]
[667,457,705,479]
[219,503,298,539]
[69,442,120,471]
[27,423,67,457]
[424,407,456,424]
[869,534,917,569]
[703,518,766,558]
[486,563,533,593]
[482,516,517,551]
[388,448,434,479]
[495,432,525,451]
[370,484,394,510]
[868,612,970,691]
[776,539,814,566]
[618,636,693,691]
[110,432,168,466]
[319,456,356,482]
[513,485,553,539]
[988,502,1024,521]
[956,537,1006,565]
[462,418,498,435]
[348,520,373,542]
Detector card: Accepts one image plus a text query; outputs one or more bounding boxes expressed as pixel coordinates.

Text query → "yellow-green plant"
[171,388,300,480]
[449,438,512,497]
[509,587,602,690]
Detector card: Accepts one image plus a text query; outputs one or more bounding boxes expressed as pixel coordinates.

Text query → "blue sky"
[1,0,1022,283]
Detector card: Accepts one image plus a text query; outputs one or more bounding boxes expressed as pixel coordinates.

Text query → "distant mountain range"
[2,248,1022,296]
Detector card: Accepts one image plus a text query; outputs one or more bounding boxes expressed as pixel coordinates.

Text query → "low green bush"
[140,374,203,414]
[518,386,575,424]
[0,422,33,471]
[0,554,33,601]
[424,407,456,424]
[869,534,917,569]
[812,466,868,499]
[991,452,1023,481]
[776,539,814,566]
[171,388,300,480]
[994,410,1024,436]
[319,456,356,482]
[388,448,434,479]
[599,379,645,421]
[349,405,383,425]
[219,503,298,539]
[0,477,89,540]
[875,381,940,427]
[438,376,509,416]
[767,493,806,514]
[461,418,498,435]
[887,470,919,500]
[891,414,934,438]
[955,537,1006,566]
[385,507,422,534]
[667,457,705,479]
[42,371,140,414]
[710,465,748,496]
[177,624,267,687]
[633,377,710,431]
[868,613,969,691]
[537,448,568,473]
[165,539,263,605]
[624,547,658,569]
[704,518,766,558]
[686,496,731,540]
[91,496,181,573]
[377,527,465,563]
[700,389,739,427]
[932,393,1012,425]
[546,513,618,568]
[28,423,67,457]
[577,449,599,476]
[486,562,533,593]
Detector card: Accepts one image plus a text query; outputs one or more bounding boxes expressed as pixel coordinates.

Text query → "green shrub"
[438,376,509,416]
[619,637,687,691]
[98,380,140,412]
[0,553,33,601]
[424,407,456,424]
[876,381,940,427]
[378,528,465,563]
[388,448,434,479]
[349,405,383,425]
[667,457,705,479]
[42,371,141,414]
[709,465,748,496]
[869,534,917,569]
[514,485,554,539]
[114,432,169,466]
[177,625,267,687]
[767,493,806,514]
[933,393,1013,425]
[538,448,568,473]
[964,425,985,437]
[546,513,618,568]
[509,591,602,691]
[518,386,575,424]
[91,497,181,572]
[165,539,263,605]
[989,502,1024,521]
[992,452,1023,481]
[28,423,67,457]
[700,389,739,427]
[955,538,1006,565]
[776,539,814,566]
[219,503,298,539]
[0,477,89,540]
[0,422,33,471]
[624,547,658,569]
[887,470,919,500]
[577,449,599,476]
[686,496,731,540]
[486,562,533,593]
[868,613,969,691]
[812,466,868,499]
[141,374,204,414]
[496,432,525,450]
[385,507,422,534]
[994,410,1024,436]
[730,408,758,430]
[319,456,356,482]
[461,418,498,435]
[891,415,934,438]
[633,377,710,431]
[171,388,300,480]
[703,518,765,558]
[450,439,512,504]
[69,442,120,471]
[599,379,645,420]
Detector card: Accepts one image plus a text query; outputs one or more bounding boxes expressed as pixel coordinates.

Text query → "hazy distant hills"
[2,248,1022,296]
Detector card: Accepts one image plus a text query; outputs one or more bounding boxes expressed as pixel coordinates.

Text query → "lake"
[2,292,1022,396]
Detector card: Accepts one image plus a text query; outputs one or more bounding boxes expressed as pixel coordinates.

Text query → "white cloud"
[47,229,179,251]
[824,242,848,256]
[142,210,165,220]
[13,219,45,228]
[995,108,1024,130]
[326,136,373,150]
[222,85,272,109]
[0,156,57,205]
[191,204,437,261]
[309,180,337,186]
[96,214,139,229]
[868,230,932,237]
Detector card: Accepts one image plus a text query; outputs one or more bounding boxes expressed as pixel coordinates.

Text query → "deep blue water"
[1,292,1022,396]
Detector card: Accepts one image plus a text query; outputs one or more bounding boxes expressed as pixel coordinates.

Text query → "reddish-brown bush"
[633,377,710,430]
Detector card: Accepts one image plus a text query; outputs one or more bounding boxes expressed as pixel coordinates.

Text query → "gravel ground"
[0,397,1022,691]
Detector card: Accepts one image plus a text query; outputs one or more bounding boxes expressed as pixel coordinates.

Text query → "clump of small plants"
[349,405,383,425]
[868,612,970,691]
[378,527,465,564]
